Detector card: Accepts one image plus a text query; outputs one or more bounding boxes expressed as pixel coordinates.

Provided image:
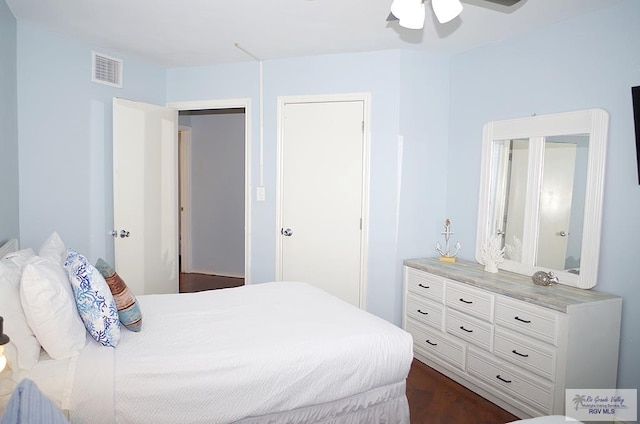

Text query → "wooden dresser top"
[404,257,621,313]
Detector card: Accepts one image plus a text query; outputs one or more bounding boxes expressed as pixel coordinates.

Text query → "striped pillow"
[95,258,142,332]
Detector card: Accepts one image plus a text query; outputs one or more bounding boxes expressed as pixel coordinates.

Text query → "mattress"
[66,281,413,423]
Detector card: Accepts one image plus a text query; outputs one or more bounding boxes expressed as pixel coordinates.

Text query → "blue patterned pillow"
[64,250,121,347]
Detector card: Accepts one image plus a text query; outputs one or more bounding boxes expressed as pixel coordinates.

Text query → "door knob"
[111,229,131,238]
[281,228,293,237]
[558,231,567,237]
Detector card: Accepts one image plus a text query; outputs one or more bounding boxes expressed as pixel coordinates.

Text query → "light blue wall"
[167,50,451,323]
[448,0,640,390]
[16,22,167,262]
[0,1,19,243]
[395,49,451,314]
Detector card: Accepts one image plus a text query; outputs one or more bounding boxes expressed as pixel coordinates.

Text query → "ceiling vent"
[92,51,123,88]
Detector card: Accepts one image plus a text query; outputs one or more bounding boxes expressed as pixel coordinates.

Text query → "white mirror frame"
[475,109,609,289]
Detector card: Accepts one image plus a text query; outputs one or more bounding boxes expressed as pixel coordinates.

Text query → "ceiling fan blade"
[481,0,523,6]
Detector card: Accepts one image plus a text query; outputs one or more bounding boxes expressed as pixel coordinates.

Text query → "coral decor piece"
[480,234,504,273]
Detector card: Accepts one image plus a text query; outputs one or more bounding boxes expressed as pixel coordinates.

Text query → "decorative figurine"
[532,270,559,286]
[436,219,461,263]
[479,234,504,273]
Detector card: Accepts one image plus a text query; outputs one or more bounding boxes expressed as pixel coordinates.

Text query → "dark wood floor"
[406,358,517,424]
[179,272,244,292]
[179,273,518,424]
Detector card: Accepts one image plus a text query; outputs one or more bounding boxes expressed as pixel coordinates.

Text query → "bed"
[0,237,413,423]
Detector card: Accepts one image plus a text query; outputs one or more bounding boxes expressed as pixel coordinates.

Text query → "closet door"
[277,97,368,307]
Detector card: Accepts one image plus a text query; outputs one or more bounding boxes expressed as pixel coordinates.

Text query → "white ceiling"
[6,0,622,67]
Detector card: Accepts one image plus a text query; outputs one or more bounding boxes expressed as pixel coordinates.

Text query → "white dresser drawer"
[406,319,466,370]
[405,267,445,302]
[495,296,560,346]
[494,327,557,381]
[406,294,443,330]
[445,281,494,322]
[403,259,622,418]
[445,308,493,351]
[467,347,554,414]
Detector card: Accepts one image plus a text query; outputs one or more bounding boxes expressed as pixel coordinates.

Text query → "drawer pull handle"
[417,309,429,315]
[496,375,512,383]
[514,316,531,323]
[418,283,430,289]
[459,298,473,304]
[459,326,473,333]
[512,349,529,358]
[425,340,438,346]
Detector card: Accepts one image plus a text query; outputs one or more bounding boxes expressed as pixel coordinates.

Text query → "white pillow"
[39,232,67,265]
[20,256,86,359]
[0,250,41,371]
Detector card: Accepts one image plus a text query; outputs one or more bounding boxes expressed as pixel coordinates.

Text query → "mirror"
[476,109,609,289]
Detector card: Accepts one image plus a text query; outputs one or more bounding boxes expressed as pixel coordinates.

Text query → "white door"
[277,98,367,307]
[536,141,577,270]
[113,98,179,295]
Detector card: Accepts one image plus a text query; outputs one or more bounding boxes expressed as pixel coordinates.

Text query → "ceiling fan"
[389,0,523,29]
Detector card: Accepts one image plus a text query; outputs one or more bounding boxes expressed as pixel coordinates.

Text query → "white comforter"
[68,282,413,424]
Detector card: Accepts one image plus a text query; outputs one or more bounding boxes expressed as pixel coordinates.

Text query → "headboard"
[0,239,19,258]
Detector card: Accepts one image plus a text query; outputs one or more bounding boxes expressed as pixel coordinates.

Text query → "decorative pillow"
[64,250,120,347]
[38,232,67,265]
[0,250,41,371]
[20,256,86,360]
[95,258,142,332]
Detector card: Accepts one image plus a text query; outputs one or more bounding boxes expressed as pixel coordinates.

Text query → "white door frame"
[167,98,252,284]
[178,125,193,273]
[275,93,371,308]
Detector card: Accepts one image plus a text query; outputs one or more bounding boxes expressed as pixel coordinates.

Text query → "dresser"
[402,258,622,419]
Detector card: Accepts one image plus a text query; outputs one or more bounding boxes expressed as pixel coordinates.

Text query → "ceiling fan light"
[399,2,426,29]
[391,0,426,29]
[432,0,463,24]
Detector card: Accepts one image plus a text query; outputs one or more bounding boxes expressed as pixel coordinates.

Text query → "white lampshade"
[390,0,426,30]
[431,0,463,24]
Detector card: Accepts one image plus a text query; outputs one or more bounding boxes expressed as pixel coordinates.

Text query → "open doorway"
[178,107,247,292]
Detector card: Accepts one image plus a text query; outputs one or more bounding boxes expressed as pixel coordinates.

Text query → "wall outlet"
[256,186,266,201]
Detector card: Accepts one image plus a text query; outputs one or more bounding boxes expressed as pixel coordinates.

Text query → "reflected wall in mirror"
[476,109,609,289]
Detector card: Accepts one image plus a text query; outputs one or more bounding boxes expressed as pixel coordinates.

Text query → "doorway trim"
[178,125,193,273]
[167,98,252,284]
[275,93,371,308]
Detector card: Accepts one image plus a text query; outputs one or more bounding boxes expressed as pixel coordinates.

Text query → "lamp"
[431,0,463,24]
[0,316,10,373]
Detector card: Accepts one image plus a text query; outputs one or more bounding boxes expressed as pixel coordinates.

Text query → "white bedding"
[66,282,413,423]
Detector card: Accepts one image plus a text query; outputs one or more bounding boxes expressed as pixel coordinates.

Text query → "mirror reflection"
[492,135,589,273]
[476,109,609,289]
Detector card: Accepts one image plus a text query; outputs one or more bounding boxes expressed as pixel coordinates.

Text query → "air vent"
[92,51,123,88]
